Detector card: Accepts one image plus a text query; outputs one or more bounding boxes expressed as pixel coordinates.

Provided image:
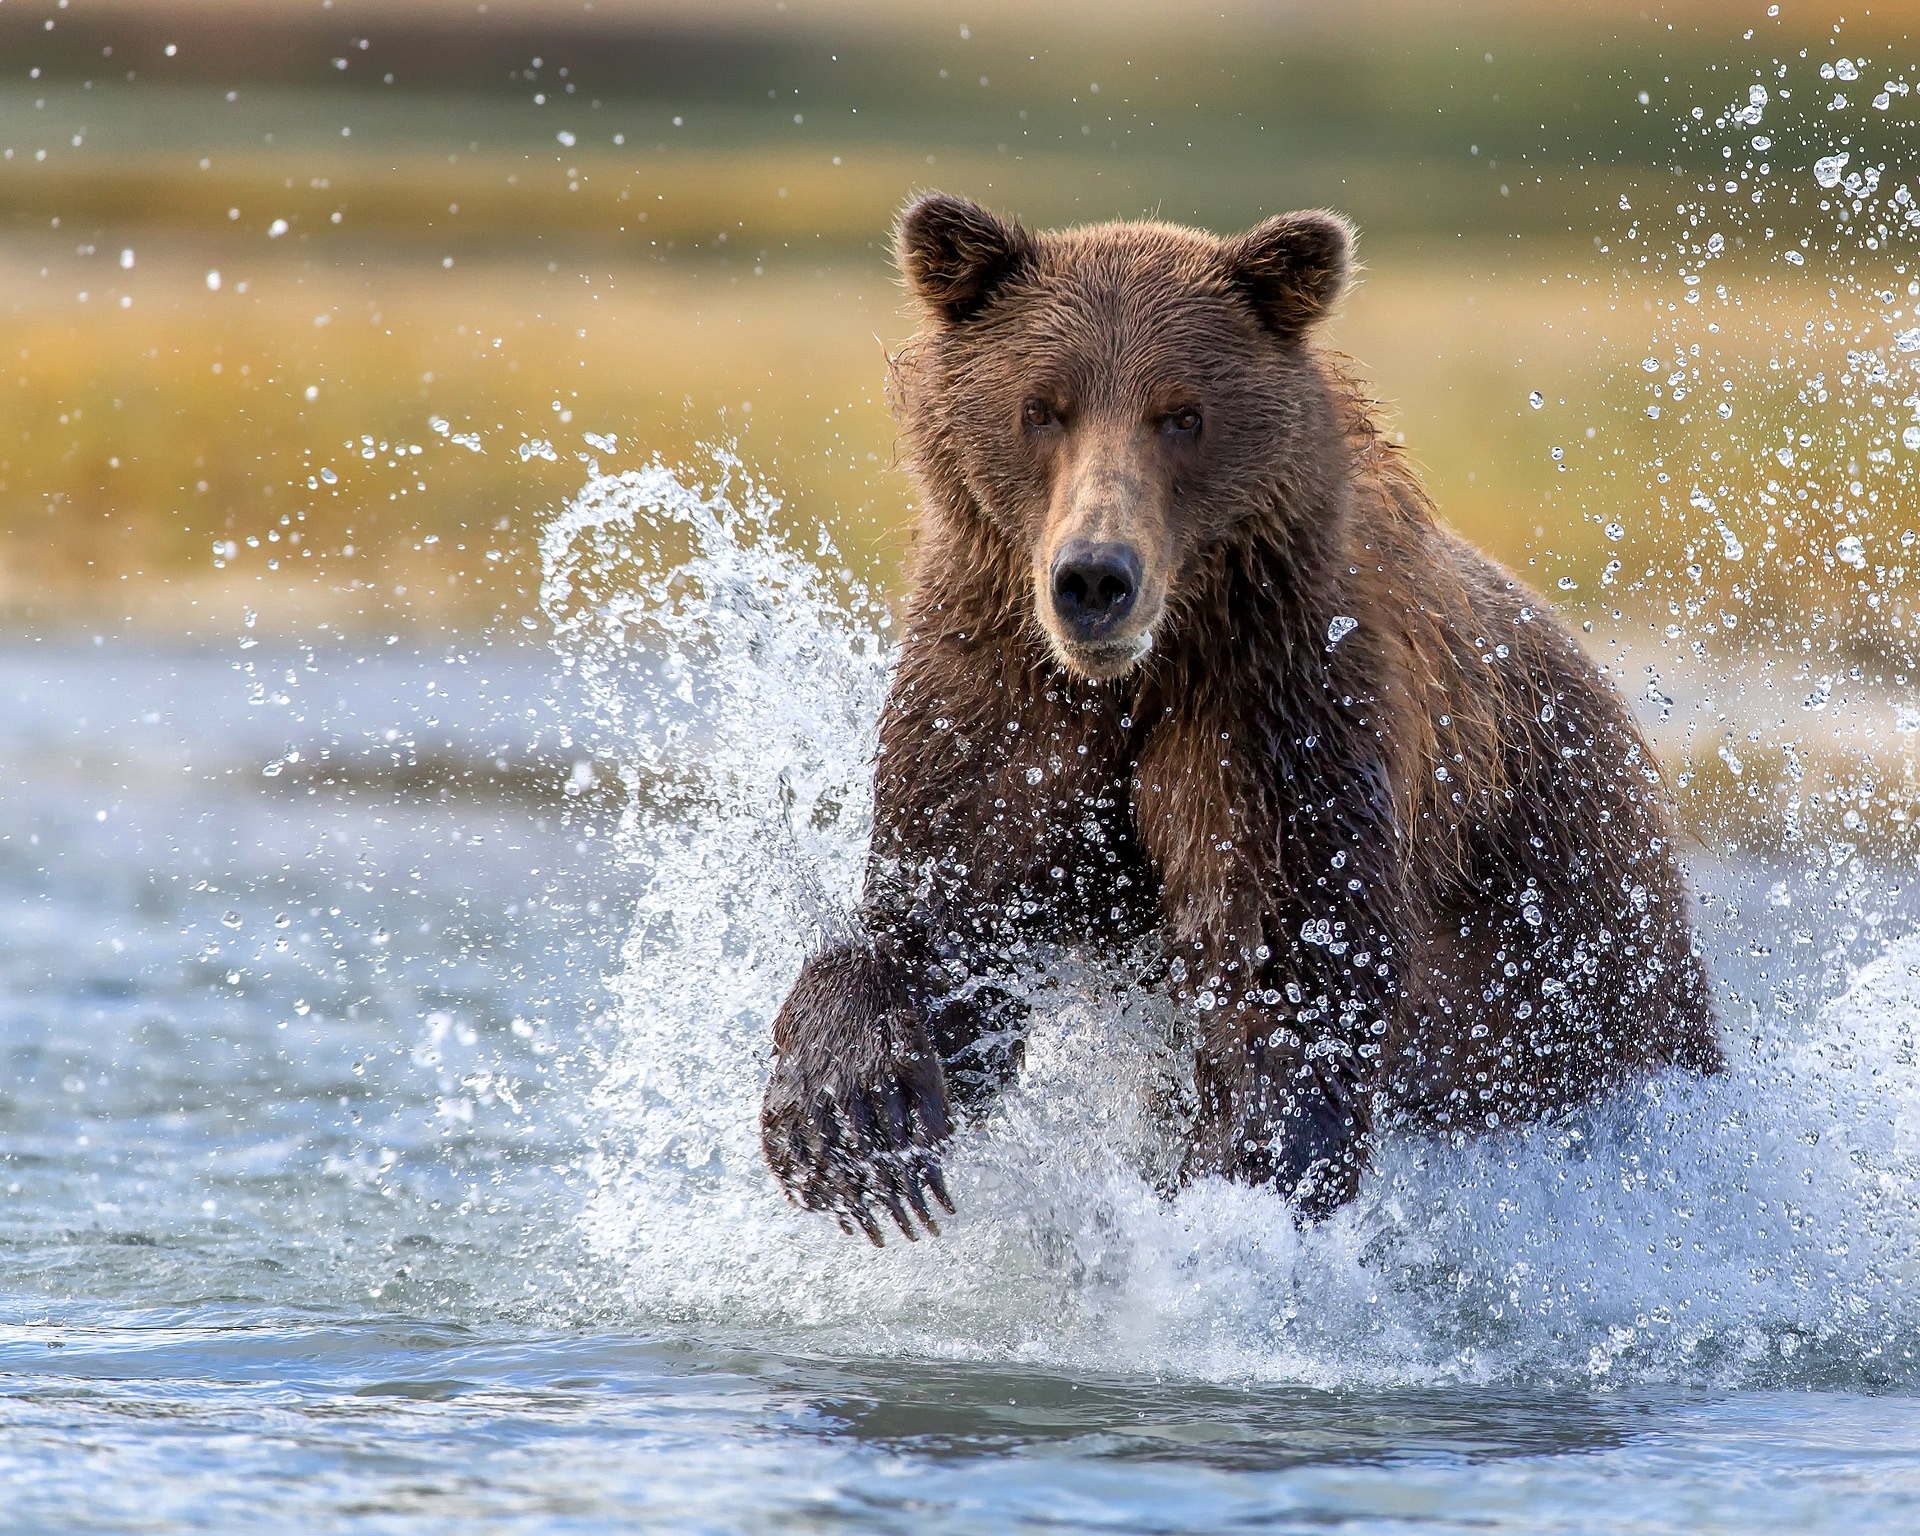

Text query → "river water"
[4,459,1920,1532]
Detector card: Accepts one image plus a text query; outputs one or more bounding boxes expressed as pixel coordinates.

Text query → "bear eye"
[1162,408,1203,437]
[1022,399,1056,429]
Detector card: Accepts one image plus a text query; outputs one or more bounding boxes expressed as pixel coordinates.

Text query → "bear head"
[894,192,1353,680]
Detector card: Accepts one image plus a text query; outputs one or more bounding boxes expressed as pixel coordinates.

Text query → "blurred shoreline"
[2,0,1913,659]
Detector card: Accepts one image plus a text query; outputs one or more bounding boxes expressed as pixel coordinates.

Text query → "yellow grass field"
[3,0,1915,861]
[0,222,1888,634]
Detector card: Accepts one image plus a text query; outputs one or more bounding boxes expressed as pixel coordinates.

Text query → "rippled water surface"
[5,458,1920,1532]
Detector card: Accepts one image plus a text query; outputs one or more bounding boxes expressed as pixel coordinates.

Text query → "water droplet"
[1835,534,1866,568]
[1605,522,1625,541]
[1814,152,1850,190]
[1326,615,1359,646]
[221,911,242,929]
[1528,391,1544,409]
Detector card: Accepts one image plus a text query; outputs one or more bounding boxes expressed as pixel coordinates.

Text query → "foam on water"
[541,452,1920,1393]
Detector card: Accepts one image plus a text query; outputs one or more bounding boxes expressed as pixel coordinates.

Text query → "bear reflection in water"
[760,193,1721,1244]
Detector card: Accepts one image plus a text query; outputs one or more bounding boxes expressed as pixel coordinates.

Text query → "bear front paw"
[761,1031,955,1245]
[761,959,956,1245]
[1258,1088,1365,1221]
[1183,1066,1368,1222]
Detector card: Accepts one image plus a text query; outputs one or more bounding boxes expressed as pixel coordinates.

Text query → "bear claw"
[763,1059,955,1244]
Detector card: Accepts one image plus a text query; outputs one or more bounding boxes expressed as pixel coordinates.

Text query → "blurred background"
[3,0,1917,844]
[0,0,1892,621]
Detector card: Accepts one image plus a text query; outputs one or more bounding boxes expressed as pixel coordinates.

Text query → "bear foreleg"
[1180,971,1384,1220]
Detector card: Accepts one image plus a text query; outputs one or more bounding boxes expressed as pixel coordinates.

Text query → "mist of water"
[1589,19,1920,878]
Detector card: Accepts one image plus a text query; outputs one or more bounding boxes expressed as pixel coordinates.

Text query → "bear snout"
[1040,539,1158,678]
[1050,540,1142,635]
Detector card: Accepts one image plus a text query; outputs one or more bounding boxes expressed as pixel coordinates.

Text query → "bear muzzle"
[1042,539,1160,678]
[1051,539,1140,630]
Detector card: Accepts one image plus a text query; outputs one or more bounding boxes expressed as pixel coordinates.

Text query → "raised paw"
[761,947,957,1244]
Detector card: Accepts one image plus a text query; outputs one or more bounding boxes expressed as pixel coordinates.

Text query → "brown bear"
[760,193,1721,1244]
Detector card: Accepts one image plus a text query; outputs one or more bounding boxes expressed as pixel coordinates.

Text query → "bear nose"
[1050,541,1142,637]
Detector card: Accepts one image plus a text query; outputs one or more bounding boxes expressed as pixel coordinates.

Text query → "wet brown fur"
[761,195,1720,1244]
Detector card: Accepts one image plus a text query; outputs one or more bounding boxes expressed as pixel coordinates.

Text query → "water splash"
[542,451,1920,1391]
[1597,22,1920,876]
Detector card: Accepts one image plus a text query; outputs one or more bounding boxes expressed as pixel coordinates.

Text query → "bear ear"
[1223,210,1353,341]
[896,192,1039,324]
